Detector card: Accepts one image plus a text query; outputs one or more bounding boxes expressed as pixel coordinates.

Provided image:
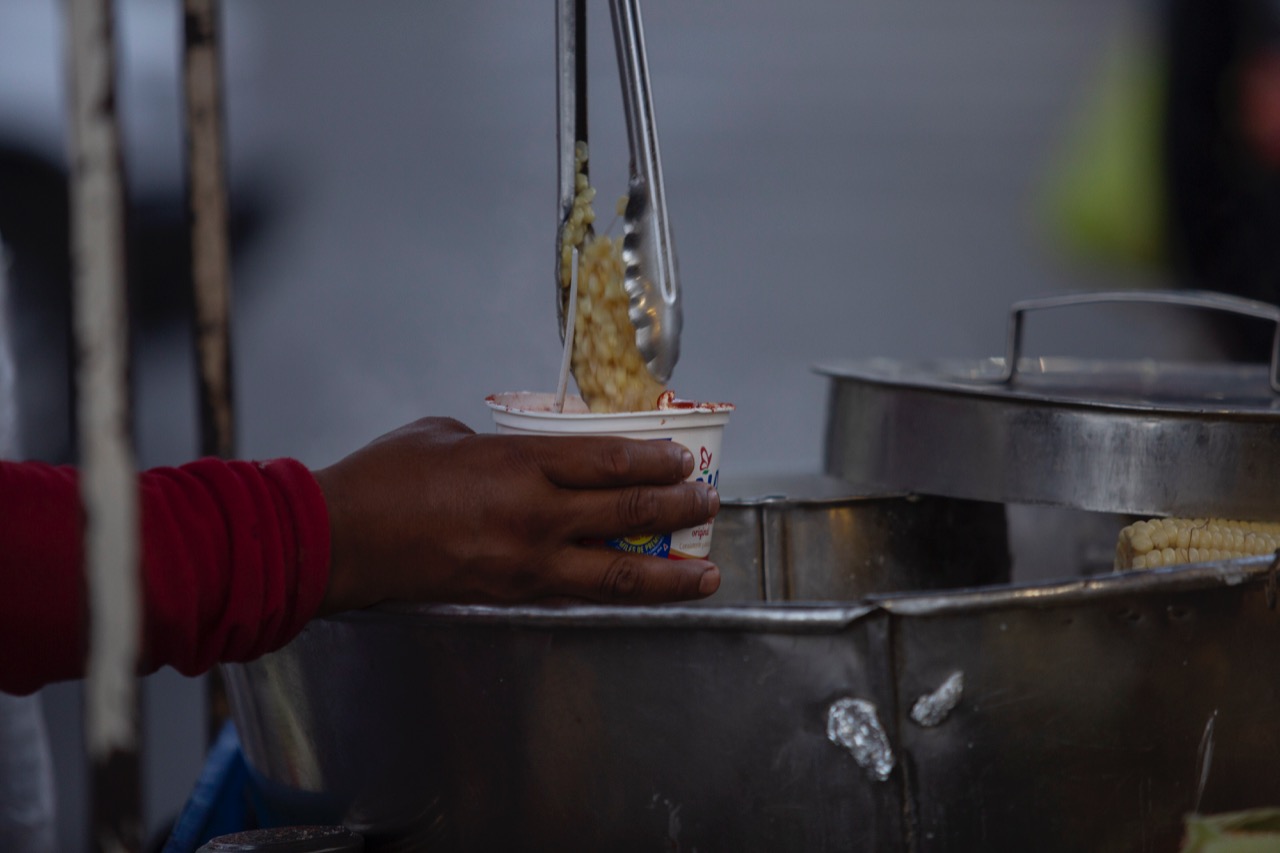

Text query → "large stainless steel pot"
[226,558,1280,852]
[225,291,1280,851]
[819,291,1280,520]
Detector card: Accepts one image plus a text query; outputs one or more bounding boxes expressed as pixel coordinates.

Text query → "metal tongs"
[556,0,681,384]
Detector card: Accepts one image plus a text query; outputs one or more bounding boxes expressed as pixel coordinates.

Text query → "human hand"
[311,417,721,614]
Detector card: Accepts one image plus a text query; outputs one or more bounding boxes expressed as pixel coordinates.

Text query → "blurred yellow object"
[1182,809,1280,852]
[1042,27,1165,270]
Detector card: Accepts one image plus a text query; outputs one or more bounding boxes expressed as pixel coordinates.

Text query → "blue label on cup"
[606,531,672,557]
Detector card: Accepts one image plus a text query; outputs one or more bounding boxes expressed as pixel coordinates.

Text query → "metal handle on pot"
[999,290,1280,393]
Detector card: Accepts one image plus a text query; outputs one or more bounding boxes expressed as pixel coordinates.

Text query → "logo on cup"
[696,446,718,490]
[608,532,672,558]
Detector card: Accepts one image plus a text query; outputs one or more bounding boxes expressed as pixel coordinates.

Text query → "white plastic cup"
[486,391,734,559]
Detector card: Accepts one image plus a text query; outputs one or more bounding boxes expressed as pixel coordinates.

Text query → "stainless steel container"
[226,291,1280,850]
[226,558,1280,852]
[709,474,1010,600]
[819,291,1280,520]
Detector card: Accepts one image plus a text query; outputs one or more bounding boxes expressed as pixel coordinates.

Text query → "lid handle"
[1000,290,1280,393]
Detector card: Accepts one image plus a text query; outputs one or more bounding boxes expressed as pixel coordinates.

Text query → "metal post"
[183,0,235,462]
[182,0,237,746]
[64,0,142,850]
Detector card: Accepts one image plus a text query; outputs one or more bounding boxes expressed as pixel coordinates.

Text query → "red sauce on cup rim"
[485,390,734,415]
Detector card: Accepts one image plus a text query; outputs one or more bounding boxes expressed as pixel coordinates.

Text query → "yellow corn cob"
[1114,518,1280,570]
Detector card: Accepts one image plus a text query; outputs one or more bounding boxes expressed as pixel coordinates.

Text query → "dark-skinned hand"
[311,417,721,615]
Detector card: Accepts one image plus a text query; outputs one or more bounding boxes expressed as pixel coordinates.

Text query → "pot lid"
[816,356,1280,416]
[817,291,1280,519]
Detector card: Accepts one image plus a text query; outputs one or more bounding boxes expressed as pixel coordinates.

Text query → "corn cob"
[1114,518,1280,570]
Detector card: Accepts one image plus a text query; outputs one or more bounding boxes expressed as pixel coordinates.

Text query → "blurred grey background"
[1,0,1245,848]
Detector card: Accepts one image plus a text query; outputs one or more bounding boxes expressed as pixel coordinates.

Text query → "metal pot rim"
[345,556,1276,632]
[814,357,1280,418]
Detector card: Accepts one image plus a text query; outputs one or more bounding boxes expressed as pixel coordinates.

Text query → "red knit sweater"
[0,457,330,695]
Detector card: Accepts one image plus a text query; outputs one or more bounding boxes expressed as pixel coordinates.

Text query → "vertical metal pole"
[183,0,235,462]
[555,0,587,337]
[64,0,142,850]
[0,244,18,457]
[182,0,236,745]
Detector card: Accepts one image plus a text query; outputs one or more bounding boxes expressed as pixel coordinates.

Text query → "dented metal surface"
[891,561,1280,852]
[227,605,906,851]
[227,557,1280,851]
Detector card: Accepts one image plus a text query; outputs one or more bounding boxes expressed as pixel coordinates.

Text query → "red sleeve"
[0,457,331,695]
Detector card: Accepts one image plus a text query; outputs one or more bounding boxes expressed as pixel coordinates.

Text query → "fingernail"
[698,565,721,596]
[705,485,720,516]
[677,446,695,476]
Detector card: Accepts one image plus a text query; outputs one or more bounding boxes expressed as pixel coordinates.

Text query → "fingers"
[548,547,721,603]
[562,480,719,540]
[533,435,694,488]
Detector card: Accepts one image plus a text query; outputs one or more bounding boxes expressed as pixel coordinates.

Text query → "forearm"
[0,458,330,695]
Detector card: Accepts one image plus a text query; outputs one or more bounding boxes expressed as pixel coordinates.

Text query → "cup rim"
[485,391,735,418]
